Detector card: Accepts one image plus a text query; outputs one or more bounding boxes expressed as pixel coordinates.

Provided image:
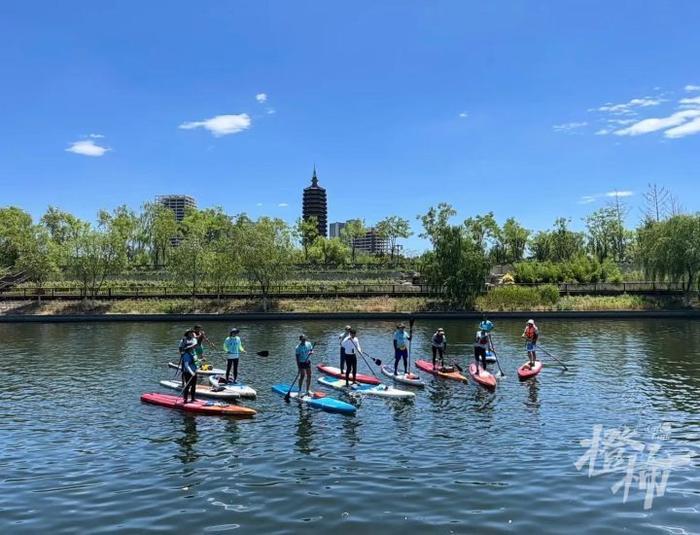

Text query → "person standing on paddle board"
[342,328,362,386]
[339,325,351,374]
[295,334,314,395]
[192,325,212,366]
[474,320,494,371]
[180,336,198,403]
[392,323,411,375]
[178,329,196,386]
[223,328,246,383]
[431,328,447,369]
[522,319,539,368]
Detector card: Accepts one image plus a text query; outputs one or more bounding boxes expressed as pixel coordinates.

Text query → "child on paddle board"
[474,320,494,371]
[342,328,362,386]
[180,337,198,403]
[223,328,246,383]
[393,323,411,375]
[522,319,539,368]
[431,328,447,369]
[295,334,314,395]
[339,325,351,374]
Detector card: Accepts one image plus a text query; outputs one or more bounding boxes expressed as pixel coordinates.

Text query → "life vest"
[475,331,489,346]
[525,325,538,341]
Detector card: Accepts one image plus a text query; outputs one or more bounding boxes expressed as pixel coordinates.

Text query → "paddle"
[179,370,198,398]
[489,337,506,378]
[538,344,568,371]
[407,317,415,372]
[350,338,381,379]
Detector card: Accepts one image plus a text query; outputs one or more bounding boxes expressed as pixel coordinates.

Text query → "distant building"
[156,195,196,222]
[302,167,327,238]
[329,221,346,239]
[353,228,389,255]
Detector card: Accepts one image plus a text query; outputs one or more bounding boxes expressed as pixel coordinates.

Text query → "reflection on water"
[1,318,699,534]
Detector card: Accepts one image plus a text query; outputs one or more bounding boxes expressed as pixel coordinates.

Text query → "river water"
[2,319,699,534]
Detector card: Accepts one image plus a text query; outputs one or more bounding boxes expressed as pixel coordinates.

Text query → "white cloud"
[179,113,251,137]
[277,202,288,207]
[578,196,597,204]
[679,96,700,107]
[458,112,468,118]
[613,109,700,136]
[65,139,110,157]
[256,202,263,207]
[266,108,276,115]
[606,190,634,198]
[553,121,587,133]
[685,85,700,92]
[595,97,664,115]
[88,133,104,138]
[664,117,700,139]
[256,93,268,103]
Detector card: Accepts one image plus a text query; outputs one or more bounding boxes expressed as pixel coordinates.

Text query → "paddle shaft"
[488,335,506,377]
[537,344,568,370]
[408,317,415,372]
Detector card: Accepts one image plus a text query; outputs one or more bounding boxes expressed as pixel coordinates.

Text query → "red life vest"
[525,325,538,341]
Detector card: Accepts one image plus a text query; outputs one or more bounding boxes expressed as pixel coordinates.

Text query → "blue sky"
[1,1,699,253]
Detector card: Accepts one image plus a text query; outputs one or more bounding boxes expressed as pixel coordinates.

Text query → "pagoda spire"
[311,164,318,186]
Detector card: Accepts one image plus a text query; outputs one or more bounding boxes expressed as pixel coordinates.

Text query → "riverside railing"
[0,281,692,300]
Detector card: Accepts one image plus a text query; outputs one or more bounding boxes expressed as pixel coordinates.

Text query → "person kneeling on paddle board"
[393,323,411,375]
[295,334,314,395]
[522,319,539,368]
[223,327,246,383]
[474,320,494,371]
[181,337,198,403]
[339,325,351,374]
[342,328,362,386]
[431,328,447,369]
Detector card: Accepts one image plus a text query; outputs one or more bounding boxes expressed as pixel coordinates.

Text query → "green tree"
[238,217,294,311]
[310,237,350,265]
[417,203,456,245]
[341,219,366,263]
[142,203,179,267]
[0,207,33,268]
[501,218,530,264]
[376,216,412,264]
[296,216,319,262]
[15,226,59,297]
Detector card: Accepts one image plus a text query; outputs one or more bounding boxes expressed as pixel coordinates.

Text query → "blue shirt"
[393,329,409,350]
[223,336,243,357]
[295,341,313,363]
[181,352,197,375]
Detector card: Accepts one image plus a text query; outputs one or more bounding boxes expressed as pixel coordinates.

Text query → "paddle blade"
[453,361,463,372]
[373,358,382,366]
[257,351,269,357]
[284,393,291,403]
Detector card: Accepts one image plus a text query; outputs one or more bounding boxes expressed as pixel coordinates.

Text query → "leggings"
[474,346,487,370]
[431,346,444,366]
[345,354,357,384]
[182,371,197,402]
[340,347,347,373]
[394,348,408,374]
[226,358,239,382]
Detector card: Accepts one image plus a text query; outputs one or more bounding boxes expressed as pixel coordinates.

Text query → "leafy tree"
[0,207,33,268]
[417,203,456,245]
[296,216,319,261]
[464,212,499,252]
[15,226,59,297]
[238,217,293,311]
[98,205,140,264]
[501,218,530,264]
[530,218,585,262]
[310,237,350,265]
[376,215,412,264]
[142,202,179,267]
[41,206,83,246]
[341,219,366,263]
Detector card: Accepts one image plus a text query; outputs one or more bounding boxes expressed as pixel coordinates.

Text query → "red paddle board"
[316,364,381,385]
[469,363,497,389]
[415,359,468,383]
[517,360,543,380]
[140,392,256,417]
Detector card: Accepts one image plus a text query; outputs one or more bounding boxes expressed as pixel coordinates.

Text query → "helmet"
[479,320,494,332]
[230,328,239,334]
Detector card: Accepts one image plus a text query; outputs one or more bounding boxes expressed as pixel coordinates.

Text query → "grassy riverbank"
[0,294,687,315]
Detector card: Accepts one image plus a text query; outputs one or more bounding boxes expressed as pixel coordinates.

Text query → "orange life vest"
[525,325,538,341]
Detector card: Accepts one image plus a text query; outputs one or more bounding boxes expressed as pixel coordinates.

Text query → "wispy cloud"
[179,113,251,137]
[277,202,288,207]
[679,96,700,107]
[256,202,263,207]
[606,190,634,198]
[65,139,110,157]
[613,109,700,136]
[88,133,104,138]
[256,93,268,103]
[665,117,700,139]
[578,195,597,205]
[458,112,468,118]
[578,191,634,204]
[593,97,663,115]
[553,121,587,133]
[685,85,700,92]
[266,108,276,115]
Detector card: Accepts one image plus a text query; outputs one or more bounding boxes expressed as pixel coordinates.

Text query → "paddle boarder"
[392,323,411,375]
[522,319,539,368]
[474,320,494,371]
[431,327,447,369]
[342,328,362,386]
[192,324,212,364]
[178,329,196,386]
[223,327,246,383]
[295,334,314,395]
[180,336,198,403]
[339,325,351,374]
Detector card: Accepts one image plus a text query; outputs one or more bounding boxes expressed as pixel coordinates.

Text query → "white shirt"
[341,336,361,355]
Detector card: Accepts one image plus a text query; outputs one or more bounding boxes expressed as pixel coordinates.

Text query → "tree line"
[1,183,698,308]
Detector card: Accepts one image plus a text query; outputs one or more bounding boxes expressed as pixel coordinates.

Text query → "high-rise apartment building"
[156,195,196,222]
[353,228,389,255]
[329,221,346,239]
[302,167,327,238]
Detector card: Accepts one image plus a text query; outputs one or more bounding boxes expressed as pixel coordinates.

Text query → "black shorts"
[297,360,311,370]
[474,346,487,358]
